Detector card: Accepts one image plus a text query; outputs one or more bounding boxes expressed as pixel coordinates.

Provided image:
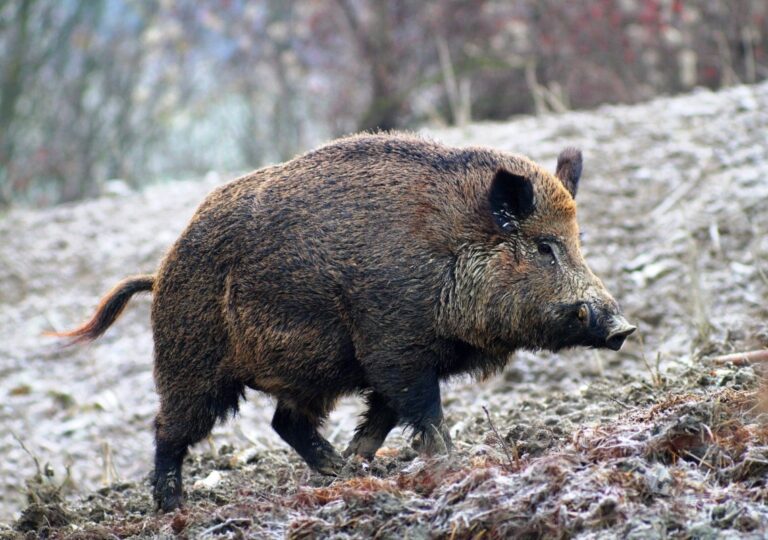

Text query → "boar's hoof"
[310,450,345,476]
[412,424,453,456]
[343,435,383,461]
[153,474,183,513]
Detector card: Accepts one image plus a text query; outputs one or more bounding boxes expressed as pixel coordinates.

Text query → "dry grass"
[8,364,768,539]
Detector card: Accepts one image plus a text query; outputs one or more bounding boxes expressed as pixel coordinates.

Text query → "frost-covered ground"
[1,82,768,538]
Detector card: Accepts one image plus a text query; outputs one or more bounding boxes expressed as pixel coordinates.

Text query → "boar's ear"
[488,170,535,233]
[555,147,582,198]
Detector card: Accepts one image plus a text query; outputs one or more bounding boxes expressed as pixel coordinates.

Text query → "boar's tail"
[48,274,155,344]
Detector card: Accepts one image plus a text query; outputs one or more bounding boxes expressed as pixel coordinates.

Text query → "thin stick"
[482,406,518,470]
[637,332,663,388]
[607,396,631,410]
[710,350,768,366]
[11,430,42,477]
[200,518,251,537]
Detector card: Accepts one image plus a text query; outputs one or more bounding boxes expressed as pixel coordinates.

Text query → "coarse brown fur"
[55,132,634,511]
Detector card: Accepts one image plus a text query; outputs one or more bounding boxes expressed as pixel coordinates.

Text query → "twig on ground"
[200,517,252,537]
[682,450,716,471]
[638,332,664,388]
[100,441,120,486]
[482,406,518,470]
[607,396,631,410]
[11,430,42,477]
[207,434,218,458]
[710,350,768,366]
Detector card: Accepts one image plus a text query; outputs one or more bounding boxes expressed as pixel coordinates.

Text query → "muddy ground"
[1,82,768,538]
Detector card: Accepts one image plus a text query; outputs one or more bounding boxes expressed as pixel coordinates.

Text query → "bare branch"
[709,350,768,367]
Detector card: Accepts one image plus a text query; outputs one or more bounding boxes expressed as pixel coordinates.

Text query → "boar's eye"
[537,242,556,266]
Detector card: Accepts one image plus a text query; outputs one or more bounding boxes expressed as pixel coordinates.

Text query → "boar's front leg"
[363,352,452,456]
[271,400,345,475]
[344,391,399,459]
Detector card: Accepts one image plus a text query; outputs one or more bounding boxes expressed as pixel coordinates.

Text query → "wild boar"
[56,133,635,511]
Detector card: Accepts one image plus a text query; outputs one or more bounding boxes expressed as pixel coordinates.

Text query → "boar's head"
[442,148,635,355]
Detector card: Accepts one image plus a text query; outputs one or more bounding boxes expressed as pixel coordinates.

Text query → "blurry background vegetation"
[1,0,766,207]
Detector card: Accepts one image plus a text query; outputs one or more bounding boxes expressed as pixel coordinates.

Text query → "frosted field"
[1,82,768,537]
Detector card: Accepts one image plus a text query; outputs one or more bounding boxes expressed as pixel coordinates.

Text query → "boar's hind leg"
[152,432,187,513]
[344,392,399,460]
[271,400,345,475]
[152,377,244,512]
[364,357,452,456]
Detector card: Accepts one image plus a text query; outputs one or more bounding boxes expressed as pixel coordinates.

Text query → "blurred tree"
[335,0,408,131]
[0,0,766,207]
[0,0,33,206]
[0,0,88,204]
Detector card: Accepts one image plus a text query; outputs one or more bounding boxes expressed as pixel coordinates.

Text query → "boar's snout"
[578,302,636,351]
[605,316,636,351]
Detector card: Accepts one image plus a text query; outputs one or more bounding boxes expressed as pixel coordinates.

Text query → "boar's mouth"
[604,321,637,350]
[546,302,636,352]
